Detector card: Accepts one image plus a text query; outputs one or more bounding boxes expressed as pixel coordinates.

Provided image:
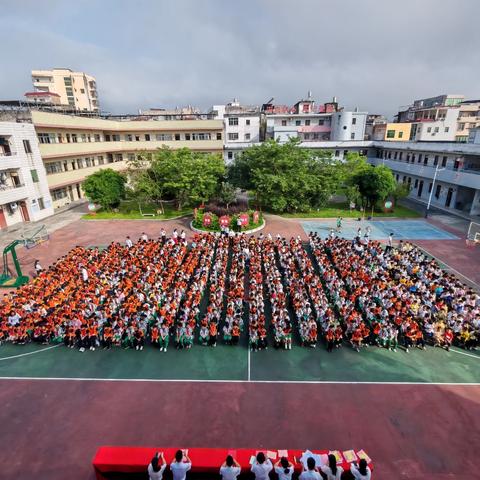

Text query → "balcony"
[0,184,28,204]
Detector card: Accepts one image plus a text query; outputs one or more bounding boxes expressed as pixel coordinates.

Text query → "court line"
[0,376,478,386]
[247,348,251,381]
[450,347,480,360]
[0,344,61,362]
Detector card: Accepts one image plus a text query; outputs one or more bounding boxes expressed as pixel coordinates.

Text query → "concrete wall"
[330,111,367,141]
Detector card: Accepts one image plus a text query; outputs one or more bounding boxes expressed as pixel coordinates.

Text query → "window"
[30,169,39,183]
[281,120,287,126]
[434,127,439,133]
[399,132,403,138]
[428,183,432,193]
[412,154,416,162]
[38,197,45,210]
[414,179,418,188]
[386,130,395,138]
[442,156,447,167]
[216,133,222,140]
[295,120,301,126]
[112,134,121,141]
[23,140,32,153]
[434,155,439,166]
[406,154,410,163]
[245,133,251,141]
[128,153,135,162]
[185,134,191,141]
[352,118,357,125]
[126,134,133,141]
[77,159,83,169]
[80,89,85,94]
[192,133,211,140]
[435,184,441,198]
[399,152,403,160]
[175,134,180,141]
[38,133,56,144]
[72,134,77,143]
[227,151,233,160]
[343,150,348,156]
[418,154,422,163]
[94,134,101,142]
[305,119,311,126]
[319,120,324,125]
[246,119,251,126]
[97,156,104,165]
[81,134,87,142]
[228,133,239,141]
[335,150,340,157]
[394,152,398,160]
[52,188,68,200]
[445,127,449,132]
[228,117,239,126]
[304,133,310,140]
[135,135,140,141]
[84,158,92,168]
[45,162,62,174]
[145,134,151,141]
[388,151,392,159]
[424,155,429,166]
[427,127,432,133]
[156,134,173,141]
[350,133,355,140]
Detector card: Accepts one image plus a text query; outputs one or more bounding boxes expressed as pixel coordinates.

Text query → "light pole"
[425,164,445,218]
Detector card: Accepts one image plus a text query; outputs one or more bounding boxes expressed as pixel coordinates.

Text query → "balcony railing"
[0,182,25,191]
[0,150,16,157]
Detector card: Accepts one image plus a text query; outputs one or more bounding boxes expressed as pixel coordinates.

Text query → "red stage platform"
[93,446,373,479]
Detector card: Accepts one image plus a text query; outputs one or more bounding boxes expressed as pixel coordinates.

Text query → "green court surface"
[0,342,478,383]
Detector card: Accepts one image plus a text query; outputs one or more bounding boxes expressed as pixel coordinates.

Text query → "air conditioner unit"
[10,202,18,210]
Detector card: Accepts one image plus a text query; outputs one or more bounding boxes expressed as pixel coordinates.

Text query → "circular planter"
[190,219,265,234]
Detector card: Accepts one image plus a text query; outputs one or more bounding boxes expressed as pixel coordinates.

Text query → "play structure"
[0,224,49,288]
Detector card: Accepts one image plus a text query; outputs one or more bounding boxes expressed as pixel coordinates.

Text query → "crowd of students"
[0,230,478,354]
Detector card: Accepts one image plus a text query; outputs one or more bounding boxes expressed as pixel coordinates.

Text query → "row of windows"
[38,132,222,144]
[44,154,129,175]
[376,149,451,168]
[227,133,251,141]
[228,118,252,126]
[278,119,328,127]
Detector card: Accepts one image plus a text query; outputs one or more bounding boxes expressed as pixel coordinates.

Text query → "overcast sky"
[1,0,479,119]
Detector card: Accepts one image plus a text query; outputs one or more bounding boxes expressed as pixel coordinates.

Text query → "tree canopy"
[228,138,343,212]
[82,168,126,210]
[128,147,225,209]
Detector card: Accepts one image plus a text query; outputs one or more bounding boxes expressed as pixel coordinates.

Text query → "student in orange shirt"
[209,322,218,347]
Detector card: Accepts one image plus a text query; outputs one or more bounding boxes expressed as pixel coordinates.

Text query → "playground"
[0,214,479,480]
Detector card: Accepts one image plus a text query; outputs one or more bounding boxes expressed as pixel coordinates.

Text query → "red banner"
[203,214,212,227]
[239,213,249,226]
[219,215,230,227]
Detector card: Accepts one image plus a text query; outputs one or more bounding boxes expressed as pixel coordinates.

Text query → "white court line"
[247,347,251,381]
[0,344,61,362]
[0,376,479,386]
[450,347,480,360]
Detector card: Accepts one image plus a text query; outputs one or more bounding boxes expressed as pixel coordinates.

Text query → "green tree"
[82,168,126,210]
[352,164,396,208]
[128,147,225,210]
[218,181,236,208]
[393,182,411,203]
[228,138,341,212]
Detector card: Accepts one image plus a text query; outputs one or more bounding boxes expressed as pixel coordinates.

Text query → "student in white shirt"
[299,457,321,480]
[350,459,371,480]
[219,454,241,480]
[170,449,191,480]
[125,236,133,248]
[148,452,166,480]
[141,232,148,241]
[274,456,294,480]
[320,454,344,480]
[251,452,273,480]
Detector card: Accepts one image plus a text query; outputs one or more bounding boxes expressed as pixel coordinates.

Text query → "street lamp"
[425,164,446,218]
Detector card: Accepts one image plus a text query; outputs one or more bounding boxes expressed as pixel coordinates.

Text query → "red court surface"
[0,380,479,479]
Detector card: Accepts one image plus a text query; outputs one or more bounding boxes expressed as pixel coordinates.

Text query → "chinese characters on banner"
[219,215,230,227]
[203,213,212,227]
[239,213,249,226]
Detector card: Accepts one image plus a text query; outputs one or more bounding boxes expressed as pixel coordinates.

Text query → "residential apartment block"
[31,68,99,111]
[373,122,412,141]
[0,122,53,229]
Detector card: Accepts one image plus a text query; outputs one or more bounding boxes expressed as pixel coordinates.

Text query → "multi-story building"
[456,100,480,143]
[469,127,480,144]
[365,114,387,140]
[31,68,99,111]
[211,100,262,163]
[24,91,62,105]
[0,122,53,229]
[265,96,367,144]
[373,122,412,141]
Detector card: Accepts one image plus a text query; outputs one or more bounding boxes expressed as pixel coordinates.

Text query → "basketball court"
[0,215,479,479]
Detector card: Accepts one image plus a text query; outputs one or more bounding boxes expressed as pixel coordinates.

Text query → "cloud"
[1,0,479,118]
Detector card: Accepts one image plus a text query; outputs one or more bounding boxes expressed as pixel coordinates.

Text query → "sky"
[1,0,479,119]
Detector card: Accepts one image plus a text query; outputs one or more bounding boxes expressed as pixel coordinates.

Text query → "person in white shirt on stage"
[170,450,191,480]
[350,459,371,480]
[251,452,273,480]
[274,456,294,480]
[148,452,166,480]
[320,454,344,480]
[219,454,241,480]
[299,457,321,480]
